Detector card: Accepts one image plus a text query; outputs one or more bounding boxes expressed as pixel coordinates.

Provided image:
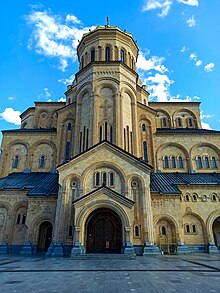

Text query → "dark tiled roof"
[151,173,220,194]
[0,172,58,196]
[2,128,57,133]
[156,128,220,134]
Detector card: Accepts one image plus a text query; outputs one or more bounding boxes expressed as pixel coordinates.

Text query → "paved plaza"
[0,254,220,292]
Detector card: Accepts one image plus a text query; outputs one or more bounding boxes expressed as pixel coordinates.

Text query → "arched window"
[39,155,45,168]
[16,214,21,225]
[22,214,26,225]
[186,194,190,201]
[105,47,111,61]
[212,194,217,202]
[142,124,146,131]
[13,155,19,168]
[171,156,176,168]
[95,172,100,186]
[102,172,107,186]
[65,141,70,161]
[131,58,134,70]
[204,156,210,168]
[178,156,183,168]
[177,118,182,127]
[110,126,113,143]
[161,226,166,236]
[91,49,95,62]
[109,172,114,186]
[197,156,203,169]
[211,157,217,169]
[162,118,167,127]
[164,156,169,168]
[143,99,146,105]
[67,123,72,131]
[188,118,193,127]
[192,194,197,201]
[185,224,190,234]
[120,50,125,63]
[135,226,139,237]
[192,225,196,233]
[143,141,148,162]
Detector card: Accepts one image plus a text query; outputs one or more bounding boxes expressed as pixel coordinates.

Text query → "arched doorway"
[86,208,122,253]
[38,221,53,252]
[213,216,220,250]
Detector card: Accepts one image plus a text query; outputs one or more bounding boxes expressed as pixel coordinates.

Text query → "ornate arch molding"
[190,143,220,158]
[172,108,197,120]
[155,109,171,121]
[206,209,220,242]
[31,216,54,243]
[75,200,131,229]
[76,83,92,105]
[153,214,179,232]
[183,211,208,241]
[95,78,119,95]
[121,85,136,104]
[81,160,126,190]
[6,141,29,154]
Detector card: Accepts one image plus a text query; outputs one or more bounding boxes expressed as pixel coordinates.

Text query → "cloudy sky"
[0,0,220,141]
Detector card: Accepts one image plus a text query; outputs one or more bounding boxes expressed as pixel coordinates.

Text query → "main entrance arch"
[38,221,52,252]
[86,208,122,253]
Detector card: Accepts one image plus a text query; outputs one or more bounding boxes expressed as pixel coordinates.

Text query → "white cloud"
[137,52,168,73]
[142,0,172,17]
[142,0,199,17]
[189,53,197,60]
[8,96,15,100]
[180,46,189,53]
[58,97,66,102]
[27,10,95,70]
[200,111,212,119]
[195,60,202,66]
[186,15,196,27]
[58,74,75,85]
[177,0,198,6]
[204,62,215,72]
[168,94,200,102]
[0,108,21,125]
[201,121,212,130]
[44,88,51,98]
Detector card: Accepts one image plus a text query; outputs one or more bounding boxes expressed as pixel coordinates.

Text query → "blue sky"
[0,0,220,142]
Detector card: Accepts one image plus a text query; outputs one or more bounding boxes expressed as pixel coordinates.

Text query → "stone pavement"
[0,254,220,292]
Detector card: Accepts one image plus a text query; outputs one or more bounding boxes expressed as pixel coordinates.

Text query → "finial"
[106,16,110,27]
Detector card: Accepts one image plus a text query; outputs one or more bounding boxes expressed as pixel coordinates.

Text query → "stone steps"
[70,253,136,260]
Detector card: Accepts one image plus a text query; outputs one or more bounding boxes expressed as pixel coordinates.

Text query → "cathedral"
[0,25,220,257]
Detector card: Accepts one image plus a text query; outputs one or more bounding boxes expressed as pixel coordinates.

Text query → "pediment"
[73,186,134,209]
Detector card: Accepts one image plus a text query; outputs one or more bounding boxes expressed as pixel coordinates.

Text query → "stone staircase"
[70,253,136,260]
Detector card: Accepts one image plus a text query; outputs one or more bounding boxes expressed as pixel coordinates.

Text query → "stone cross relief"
[99,99,113,123]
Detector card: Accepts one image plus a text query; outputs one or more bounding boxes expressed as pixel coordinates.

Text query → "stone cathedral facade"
[0,25,220,256]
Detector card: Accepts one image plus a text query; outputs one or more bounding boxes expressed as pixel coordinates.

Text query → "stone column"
[115,91,122,147]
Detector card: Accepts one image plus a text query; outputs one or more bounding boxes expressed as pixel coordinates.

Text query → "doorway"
[86,208,122,253]
[38,221,53,252]
[213,216,220,250]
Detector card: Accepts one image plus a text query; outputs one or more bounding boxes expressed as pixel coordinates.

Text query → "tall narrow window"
[188,118,193,127]
[86,128,89,150]
[124,128,126,150]
[130,132,133,154]
[211,157,217,169]
[91,49,95,62]
[67,123,72,131]
[102,172,107,186]
[186,224,190,234]
[22,214,26,225]
[164,156,169,168]
[171,156,176,168]
[178,156,183,168]
[192,225,196,233]
[131,58,134,69]
[204,156,210,168]
[95,172,100,186]
[110,126,113,143]
[186,194,190,201]
[109,172,114,186]
[142,124,146,131]
[39,155,45,168]
[79,132,82,152]
[120,50,125,63]
[81,56,84,68]
[127,126,130,152]
[143,141,148,162]
[65,142,70,160]
[135,226,139,237]
[162,118,167,127]
[105,122,108,140]
[161,226,166,236]
[177,118,182,127]
[16,214,21,225]
[105,47,111,61]
[99,126,102,142]
[13,155,19,168]
[83,126,86,151]
[197,156,203,169]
